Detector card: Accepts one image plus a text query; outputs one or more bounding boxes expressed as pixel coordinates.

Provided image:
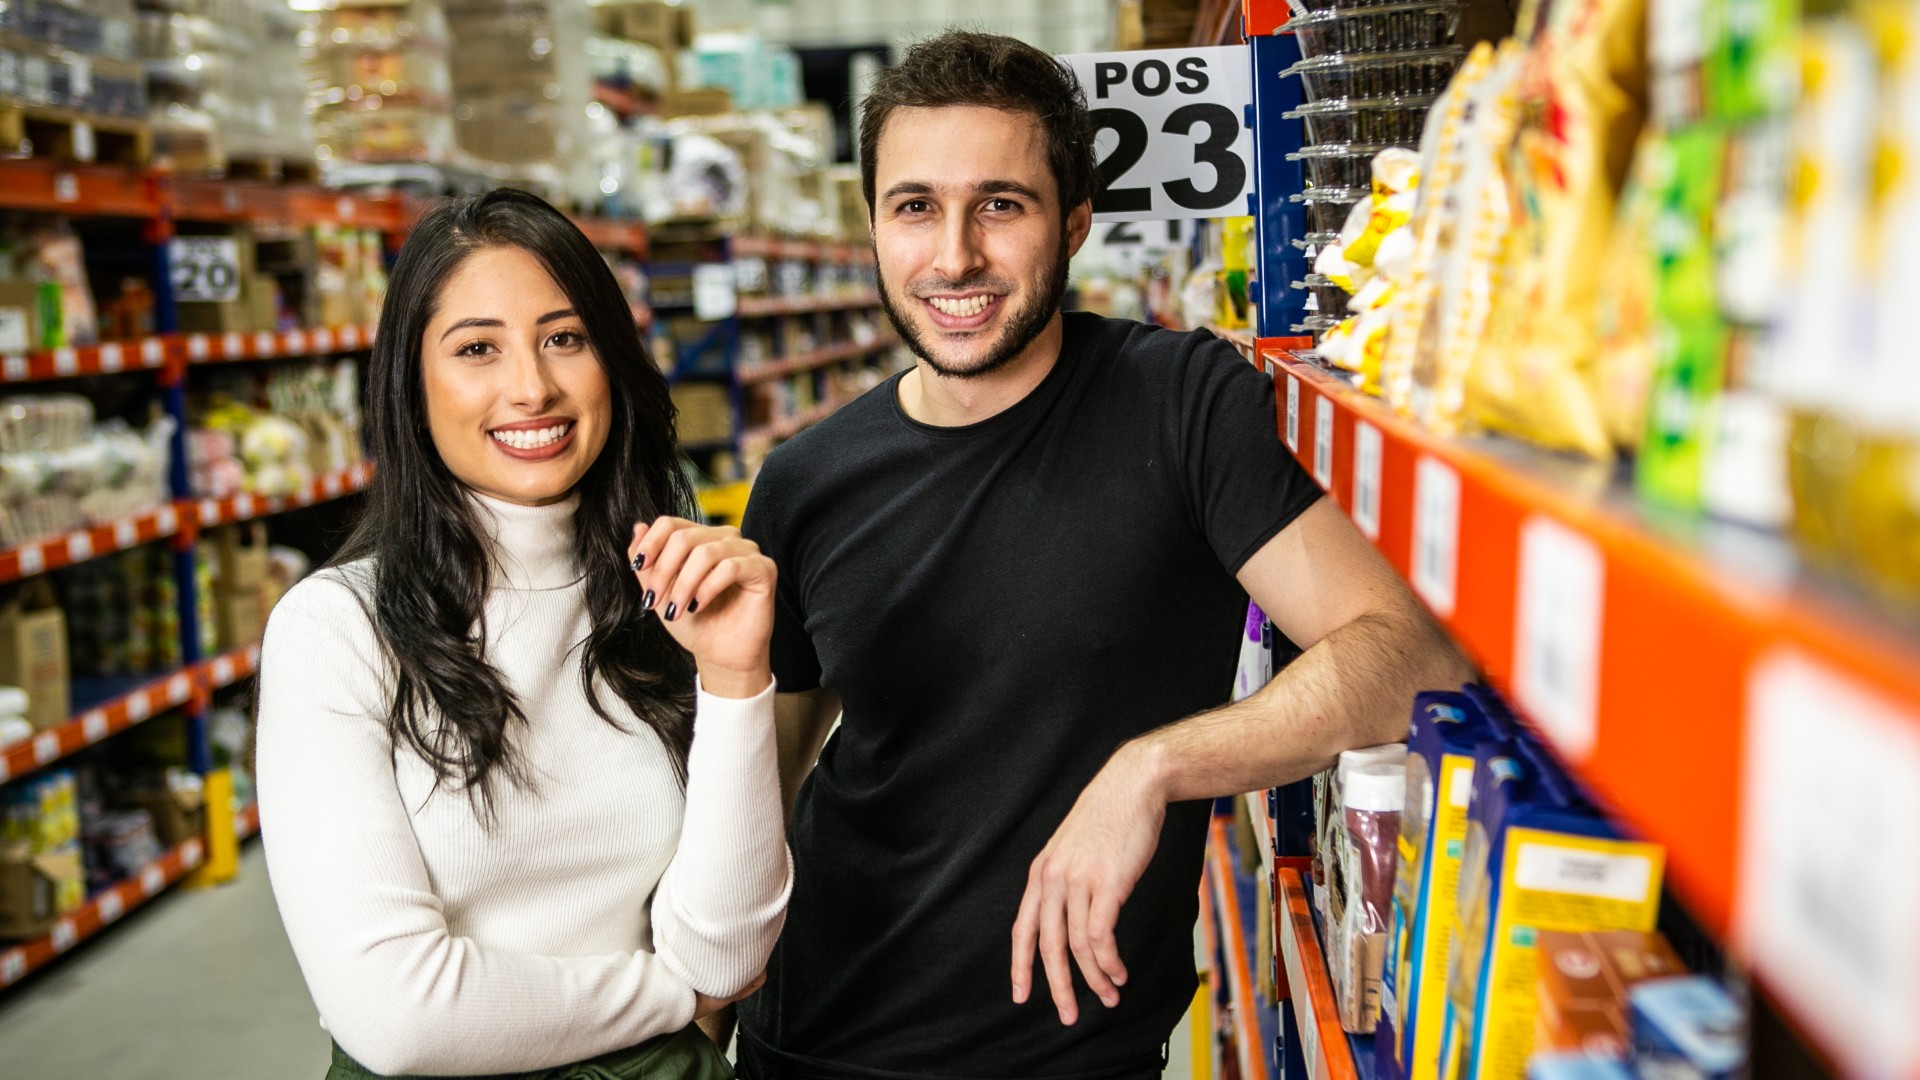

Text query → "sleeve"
[649,678,793,997]
[739,456,824,692]
[254,575,697,1077]
[1169,332,1326,574]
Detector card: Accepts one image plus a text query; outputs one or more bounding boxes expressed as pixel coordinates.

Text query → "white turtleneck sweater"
[256,494,790,1076]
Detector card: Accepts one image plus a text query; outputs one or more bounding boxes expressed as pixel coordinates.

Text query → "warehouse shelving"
[0,506,183,586]
[741,394,847,452]
[736,334,900,385]
[1202,809,1272,1080]
[736,291,883,319]
[0,671,196,784]
[0,837,207,991]
[181,323,375,365]
[195,463,375,528]
[1274,868,1362,1080]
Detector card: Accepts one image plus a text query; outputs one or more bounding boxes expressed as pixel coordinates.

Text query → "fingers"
[679,553,775,619]
[1011,875,1043,1004]
[1037,878,1079,1025]
[1067,884,1120,1009]
[1087,891,1129,990]
[629,519,767,620]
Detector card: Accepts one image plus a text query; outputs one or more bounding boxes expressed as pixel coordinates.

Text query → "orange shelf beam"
[0,671,197,784]
[736,292,882,319]
[200,641,263,694]
[0,337,172,384]
[1205,815,1272,1080]
[1275,868,1360,1080]
[571,218,650,257]
[0,839,206,991]
[195,462,375,529]
[0,505,182,586]
[181,323,375,366]
[0,160,160,217]
[736,334,900,385]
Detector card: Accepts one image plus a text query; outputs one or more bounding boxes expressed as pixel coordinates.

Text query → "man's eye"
[987,198,1018,212]
[900,200,930,214]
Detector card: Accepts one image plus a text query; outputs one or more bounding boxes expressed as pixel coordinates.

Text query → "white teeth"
[929,295,993,317]
[491,423,570,450]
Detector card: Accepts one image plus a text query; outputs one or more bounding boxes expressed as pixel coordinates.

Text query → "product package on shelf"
[0,394,174,545]
[662,106,838,239]
[189,360,364,501]
[62,546,183,680]
[1627,975,1745,1078]
[1440,734,1667,1080]
[139,0,313,176]
[1533,929,1686,1059]
[445,0,595,208]
[0,580,66,729]
[0,218,99,349]
[304,0,454,167]
[0,767,83,937]
[0,0,150,166]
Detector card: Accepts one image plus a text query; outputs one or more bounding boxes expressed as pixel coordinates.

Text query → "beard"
[877,233,1072,380]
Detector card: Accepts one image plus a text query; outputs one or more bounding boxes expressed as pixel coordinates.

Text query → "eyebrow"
[879,180,1045,203]
[437,309,576,343]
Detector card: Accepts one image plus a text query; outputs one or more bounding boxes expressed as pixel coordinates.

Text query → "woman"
[256,189,789,1079]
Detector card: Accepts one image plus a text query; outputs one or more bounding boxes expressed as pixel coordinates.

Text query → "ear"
[1064,199,1094,258]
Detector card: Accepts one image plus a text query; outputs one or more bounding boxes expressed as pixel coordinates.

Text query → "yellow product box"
[1439,740,1667,1080]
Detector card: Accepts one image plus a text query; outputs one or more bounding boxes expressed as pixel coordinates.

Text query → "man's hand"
[1010,742,1165,1025]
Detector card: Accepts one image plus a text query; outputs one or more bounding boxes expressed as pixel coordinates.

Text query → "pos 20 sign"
[1060,46,1254,222]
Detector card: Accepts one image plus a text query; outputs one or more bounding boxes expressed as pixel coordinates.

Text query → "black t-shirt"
[736,312,1322,1080]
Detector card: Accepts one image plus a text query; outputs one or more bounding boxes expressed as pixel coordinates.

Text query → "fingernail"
[629,553,645,572]
[643,589,655,609]
[665,602,678,621]
[685,599,699,615]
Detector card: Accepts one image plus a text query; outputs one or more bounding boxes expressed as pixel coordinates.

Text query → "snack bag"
[1464,0,1650,458]
[1591,130,1665,452]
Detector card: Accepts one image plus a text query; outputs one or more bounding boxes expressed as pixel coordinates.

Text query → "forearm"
[1131,606,1471,801]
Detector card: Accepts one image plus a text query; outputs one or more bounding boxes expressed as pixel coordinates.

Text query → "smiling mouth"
[926,295,1000,317]
[490,421,574,451]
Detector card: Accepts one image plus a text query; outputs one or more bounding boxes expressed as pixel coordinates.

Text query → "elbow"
[326,1004,444,1076]
[655,857,794,997]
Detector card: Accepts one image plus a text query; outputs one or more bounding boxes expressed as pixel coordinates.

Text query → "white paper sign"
[0,309,29,354]
[1096,219,1189,275]
[1412,456,1461,619]
[1285,374,1300,452]
[1513,516,1605,761]
[1352,421,1382,540]
[169,237,242,303]
[693,264,737,321]
[1062,46,1252,222]
[1313,394,1334,488]
[1739,651,1920,1079]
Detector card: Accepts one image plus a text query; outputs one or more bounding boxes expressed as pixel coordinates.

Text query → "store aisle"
[0,843,330,1078]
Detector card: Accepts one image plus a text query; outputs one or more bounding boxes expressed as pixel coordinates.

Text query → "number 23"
[1091,104,1246,215]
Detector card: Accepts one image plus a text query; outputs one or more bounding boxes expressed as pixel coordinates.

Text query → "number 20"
[1091,104,1246,215]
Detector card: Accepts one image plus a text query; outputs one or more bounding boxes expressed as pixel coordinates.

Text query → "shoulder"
[1068,312,1255,402]
[262,561,386,674]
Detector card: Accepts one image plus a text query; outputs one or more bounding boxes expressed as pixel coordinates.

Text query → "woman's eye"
[455,340,493,358]
[547,330,586,350]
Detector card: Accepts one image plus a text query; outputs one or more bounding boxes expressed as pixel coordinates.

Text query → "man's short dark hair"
[859,30,1100,219]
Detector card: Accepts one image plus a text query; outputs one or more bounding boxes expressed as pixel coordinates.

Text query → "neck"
[469,490,581,591]
[898,312,1065,427]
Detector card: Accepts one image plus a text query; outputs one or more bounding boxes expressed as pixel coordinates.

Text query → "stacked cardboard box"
[445,0,593,204]
[139,0,313,175]
[0,0,150,164]
[0,581,69,731]
[206,523,275,652]
[305,0,455,165]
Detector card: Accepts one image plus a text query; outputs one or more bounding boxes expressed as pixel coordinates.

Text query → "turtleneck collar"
[470,491,582,591]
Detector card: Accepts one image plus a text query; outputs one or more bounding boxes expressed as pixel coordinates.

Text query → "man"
[736,30,1469,1080]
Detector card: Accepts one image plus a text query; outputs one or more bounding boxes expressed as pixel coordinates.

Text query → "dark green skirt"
[325,1024,734,1080]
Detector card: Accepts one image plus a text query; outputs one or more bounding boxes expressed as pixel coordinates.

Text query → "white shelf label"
[1313,393,1335,488]
[212,658,234,686]
[53,173,79,204]
[128,693,151,722]
[246,643,261,667]
[33,731,58,764]
[311,328,333,352]
[341,326,360,349]
[82,710,108,742]
[693,264,738,321]
[337,197,356,222]
[141,338,164,366]
[168,674,191,701]
[66,532,92,561]
[53,348,78,376]
[222,188,242,213]
[1513,516,1605,761]
[1,950,24,986]
[49,920,76,953]
[183,839,204,867]
[1413,456,1461,619]
[98,892,123,924]
[221,331,243,357]
[18,545,43,576]
[285,330,307,354]
[113,519,137,549]
[2,356,26,382]
[1285,374,1300,452]
[188,335,210,361]
[98,342,123,372]
[322,473,344,498]
[140,866,165,896]
[254,332,277,357]
[157,507,178,534]
[235,494,256,519]
[1739,651,1920,1080]
[1352,420,1382,540]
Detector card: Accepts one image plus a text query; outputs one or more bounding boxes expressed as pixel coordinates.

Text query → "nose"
[503,344,560,413]
[930,210,986,286]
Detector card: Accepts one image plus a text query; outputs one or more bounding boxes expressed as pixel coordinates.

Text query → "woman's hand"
[694,973,765,1019]
[628,518,775,699]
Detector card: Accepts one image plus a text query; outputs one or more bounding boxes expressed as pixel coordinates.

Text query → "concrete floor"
[0,842,1199,1079]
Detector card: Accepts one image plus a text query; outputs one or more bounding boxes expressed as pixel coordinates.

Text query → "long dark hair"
[331,188,697,811]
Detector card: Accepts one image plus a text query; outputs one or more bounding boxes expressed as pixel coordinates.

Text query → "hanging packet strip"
[1376,689,1505,1080]
[1438,733,1668,1080]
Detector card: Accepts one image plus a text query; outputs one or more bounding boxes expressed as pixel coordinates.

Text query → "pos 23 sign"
[1060,46,1254,222]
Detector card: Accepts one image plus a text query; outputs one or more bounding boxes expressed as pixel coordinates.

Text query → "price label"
[221,331,243,357]
[18,545,43,576]
[312,328,334,352]
[140,338,164,366]
[114,519,137,548]
[183,839,204,867]
[1062,47,1253,222]
[1,950,25,985]
[98,342,123,372]
[2,356,26,382]
[1285,374,1300,452]
[1313,394,1334,488]
[1513,516,1605,761]
[140,866,164,896]
[222,188,242,214]
[254,332,277,357]
[1352,420,1382,540]
[1412,456,1461,619]
[52,348,78,376]
[157,507,178,534]
[50,920,76,952]
[212,658,234,686]
[285,330,307,354]
[53,172,79,204]
[188,334,210,361]
[693,263,738,321]
[247,643,262,668]
[236,493,257,519]
[168,674,191,701]
[1739,651,1920,1079]
[128,693,150,722]
[66,532,92,561]
[169,237,243,303]
[337,197,356,222]
[33,731,58,764]
[98,892,123,924]
[82,710,108,742]
[323,473,344,498]
[341,325,360,349]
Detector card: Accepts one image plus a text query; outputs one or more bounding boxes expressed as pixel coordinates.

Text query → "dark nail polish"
[685,599,699,615]
[643,589,655,609]
[664,602,678,621]
[630,553,645,571]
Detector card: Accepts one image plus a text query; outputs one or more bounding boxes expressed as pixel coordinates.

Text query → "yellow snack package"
[1591,131,1664,452]
[1464,0,1650,458]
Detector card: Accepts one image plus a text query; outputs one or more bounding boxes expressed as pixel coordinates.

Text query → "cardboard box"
[215,581,270,653]
[0,280,43,353]
[593,1,693,51]
[0,581,67,729]
[670,383,732,446]
[119,789,205,848]
[0,842,82,938]
[1536,930,1686,1058]
[210,523,269,592]
[657,87,733,118]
